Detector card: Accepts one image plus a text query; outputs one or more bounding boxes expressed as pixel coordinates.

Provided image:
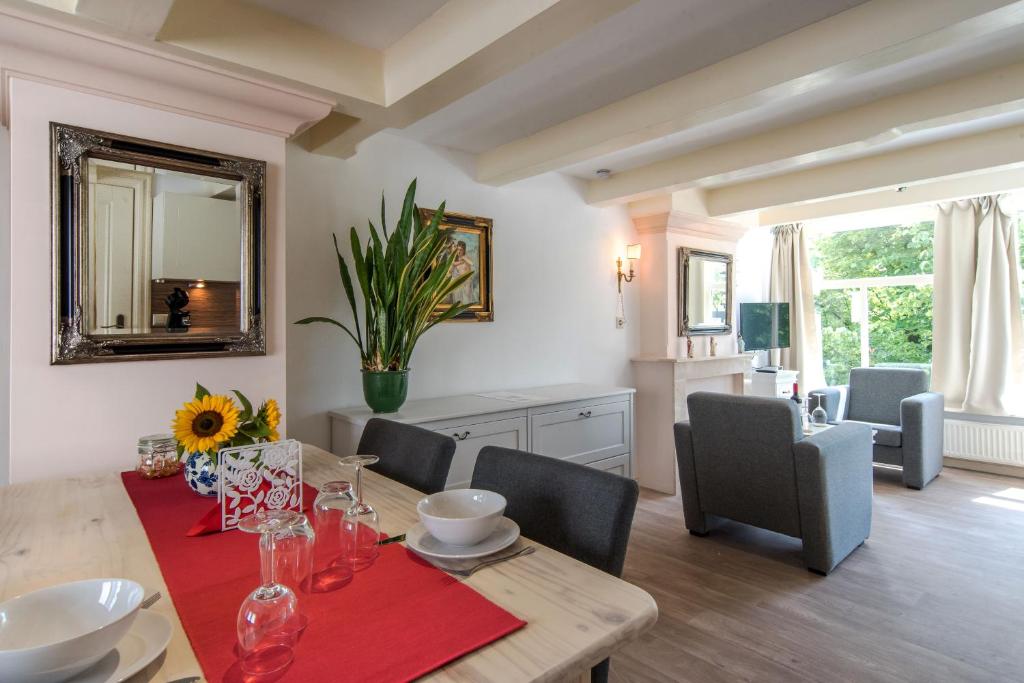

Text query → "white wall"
[286,133,638,449]
[735,226,773,306]
[6,79,287,483]
[0,123,9,484]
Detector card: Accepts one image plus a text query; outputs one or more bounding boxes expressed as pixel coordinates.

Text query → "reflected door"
[92,182,134,332]
[89,165,153,334]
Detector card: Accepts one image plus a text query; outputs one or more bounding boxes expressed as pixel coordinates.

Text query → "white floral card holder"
[218,439,304,532]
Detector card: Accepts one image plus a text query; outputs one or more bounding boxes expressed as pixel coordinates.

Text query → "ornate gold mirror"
[51,123,266,363]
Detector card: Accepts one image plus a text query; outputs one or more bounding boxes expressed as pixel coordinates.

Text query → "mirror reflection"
[685,256,729,329]
[680,248,732,335]
[87,159,242,336]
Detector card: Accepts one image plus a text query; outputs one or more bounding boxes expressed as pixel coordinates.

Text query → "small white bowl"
[417,489,507,547]
[0,578,144,683]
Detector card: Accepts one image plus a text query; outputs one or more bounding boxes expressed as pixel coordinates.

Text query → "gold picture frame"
[419,208,493,322]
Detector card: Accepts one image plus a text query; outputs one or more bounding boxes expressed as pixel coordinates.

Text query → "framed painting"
[419,208,493,322]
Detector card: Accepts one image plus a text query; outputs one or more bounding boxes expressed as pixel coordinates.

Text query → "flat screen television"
[740,302,790,351]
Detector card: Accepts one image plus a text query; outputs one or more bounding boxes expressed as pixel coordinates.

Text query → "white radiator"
[944,419,1024,467]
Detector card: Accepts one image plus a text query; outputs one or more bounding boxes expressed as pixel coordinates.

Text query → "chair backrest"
[685,391,803,537]
[847,367,928,425]
[471,446,639,577]
[357,418,455,494]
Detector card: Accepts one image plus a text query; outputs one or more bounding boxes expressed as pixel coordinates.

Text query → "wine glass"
[269,512,315,631]
[236,509,303,675]
[810,393,829,426]
[340,455,381,570]
[310,481,356,592]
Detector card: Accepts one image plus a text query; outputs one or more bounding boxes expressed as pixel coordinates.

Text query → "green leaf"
[293,316,364,352]
[232,390,253,421]
[194,383,210,400]
[333,233,363,353]
[295,179,480,372]
[231,433,255,447]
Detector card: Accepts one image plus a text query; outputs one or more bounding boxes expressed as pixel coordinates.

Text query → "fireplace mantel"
[632,353,754,493]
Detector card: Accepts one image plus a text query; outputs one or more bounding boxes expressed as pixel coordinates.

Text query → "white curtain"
[932,195,1024,415]
[769,223,826,391]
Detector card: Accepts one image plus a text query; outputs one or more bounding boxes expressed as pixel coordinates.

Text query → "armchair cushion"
[846,421,902,448]
[685,392,803,537]
[847,368,929,425]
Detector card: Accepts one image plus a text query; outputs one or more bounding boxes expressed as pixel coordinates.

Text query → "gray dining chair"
[357,418,455,494]
[471,446,640,683]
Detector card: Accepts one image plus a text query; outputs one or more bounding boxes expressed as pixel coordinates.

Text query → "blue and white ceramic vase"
[184,452,219,497]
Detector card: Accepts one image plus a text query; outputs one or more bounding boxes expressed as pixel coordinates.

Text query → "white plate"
[406,517,520,560]
[71,610,173,683]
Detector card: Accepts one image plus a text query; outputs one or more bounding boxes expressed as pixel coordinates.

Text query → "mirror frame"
[678,247,733,337]
[50,123,266,364]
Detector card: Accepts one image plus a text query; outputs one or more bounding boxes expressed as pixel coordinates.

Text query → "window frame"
[818,273,933,371]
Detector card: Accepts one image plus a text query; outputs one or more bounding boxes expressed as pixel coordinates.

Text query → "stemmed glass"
[236,509,303,675]
[310,481,356,592]
[339,455,381,570]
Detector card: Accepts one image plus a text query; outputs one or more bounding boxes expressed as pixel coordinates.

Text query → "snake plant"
[295,179,473,371]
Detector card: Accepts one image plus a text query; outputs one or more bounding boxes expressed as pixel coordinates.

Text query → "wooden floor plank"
[609,466,1024,683]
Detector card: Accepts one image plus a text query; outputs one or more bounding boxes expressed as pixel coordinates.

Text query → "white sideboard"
[329,384,635,489]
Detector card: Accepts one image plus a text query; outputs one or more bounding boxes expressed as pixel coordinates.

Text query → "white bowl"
[0,578,144,683]
[417,489,507,547]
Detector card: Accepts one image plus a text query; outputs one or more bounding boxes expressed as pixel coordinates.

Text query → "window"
[812,221,935,386]
[811,205,1024,387]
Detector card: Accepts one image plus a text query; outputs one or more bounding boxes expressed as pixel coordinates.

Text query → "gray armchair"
[813,367,943,490]
[675,391,873,575]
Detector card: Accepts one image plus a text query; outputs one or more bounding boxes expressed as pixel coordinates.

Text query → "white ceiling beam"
[17,0,640,157]
[300,0,639,158]
[476,0,1024,186]
[703,124,1024,217]
[384,0,562,105]
[586,60,1024,205]
[157,0,386,106]
[755,166,1024,226]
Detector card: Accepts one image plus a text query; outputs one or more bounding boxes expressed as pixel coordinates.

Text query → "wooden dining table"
[0,444,658,682]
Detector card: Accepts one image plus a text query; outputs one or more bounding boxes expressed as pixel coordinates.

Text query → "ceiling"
[400,0,865,155]
[243,0,447,50]
[16,0,1024,216]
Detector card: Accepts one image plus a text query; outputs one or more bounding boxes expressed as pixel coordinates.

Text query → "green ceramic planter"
[362,370,409,413]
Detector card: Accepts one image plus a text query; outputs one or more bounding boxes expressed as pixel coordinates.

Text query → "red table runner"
[121,472,526,682]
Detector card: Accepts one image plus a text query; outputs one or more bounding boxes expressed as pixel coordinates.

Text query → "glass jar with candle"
[136,434,182,479]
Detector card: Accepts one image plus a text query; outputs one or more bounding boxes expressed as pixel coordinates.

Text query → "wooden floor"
[610,466,1024,683]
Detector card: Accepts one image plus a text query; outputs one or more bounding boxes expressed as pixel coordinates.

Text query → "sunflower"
[173,394,240,454]
[259,398,281,442]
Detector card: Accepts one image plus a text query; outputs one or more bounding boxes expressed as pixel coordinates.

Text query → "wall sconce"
[617,244,641,293]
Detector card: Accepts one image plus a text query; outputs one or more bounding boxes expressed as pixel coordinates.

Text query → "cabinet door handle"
[578,410,592,418]
[453,431,470,441]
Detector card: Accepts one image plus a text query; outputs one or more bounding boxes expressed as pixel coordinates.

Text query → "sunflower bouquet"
[173,383,281,466]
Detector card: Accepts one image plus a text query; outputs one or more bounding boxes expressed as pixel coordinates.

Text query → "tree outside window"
[811,222,935,386]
